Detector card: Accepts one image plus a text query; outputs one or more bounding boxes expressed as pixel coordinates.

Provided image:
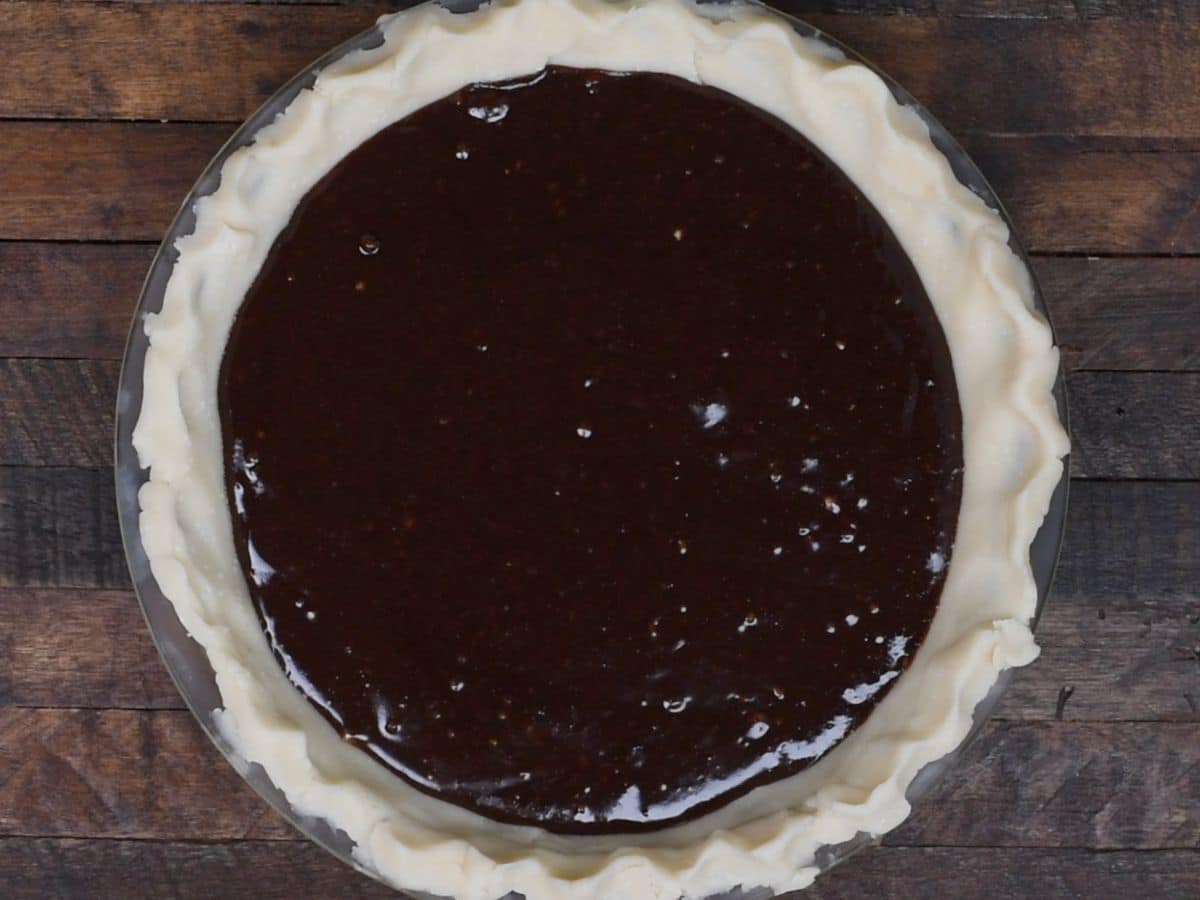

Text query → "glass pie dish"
[114,1,1071,895]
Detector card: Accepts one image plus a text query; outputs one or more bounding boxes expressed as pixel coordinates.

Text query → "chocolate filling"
[220,67,962,834]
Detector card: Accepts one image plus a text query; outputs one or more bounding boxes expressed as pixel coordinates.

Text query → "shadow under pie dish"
[122,0,1070,896]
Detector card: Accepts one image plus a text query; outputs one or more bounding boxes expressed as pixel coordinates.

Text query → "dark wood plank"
[1038,256,1200,372]
[0,708,293,841]
[0,468,128,590]
[1052,484,1199,613]
[892,721,1200,849]
[0,589,176,710]
[0,242,152,360]
[1,708,1193,847]
[4,3,1198,136]
[783,0,1185,17]
[4,125,1195,252]
[0,122,228,243]
[1068,373,1200,480]
[0,841,1195,900]
[808,847,1200,900]
[0,838,391,900]
[998,482,1200,724]
[1006,602,1200,726]
[0,360,115,467]
[961,135,1200,256]
[0,3,382,122]
[804,15,1200,139]
[6,247,1196,369]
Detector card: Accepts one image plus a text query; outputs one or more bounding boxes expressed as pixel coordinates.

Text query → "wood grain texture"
[997,592,1200,724]
[1068,373,1200,480]
[0,708,293,841]
[1056,487,1195,619]
[0,468,128,590]
[3,3,1198,135]
[0,708,1193,847]
[0,838,390,900]
[960,135,1200,256]
[1009,479,1200,722]
[0,3,380,122]
[0,841,1195,900]
[0,242,152,360]
[998,481,1200,723]
[1,361,119,466]
[0,838,387,900]
[4,124,1196,251]
[0,122,228,243]
[0,360,116,467]
[1050,483,1199,618]
[807,847,1200,900]
[741,0,1191,17]
[805,15,1200,139]
[0,589,175,710]
[1040,257,1200,372]
[890,721,1200,849]
[3,483,1197,722]
[5,246,1197,370]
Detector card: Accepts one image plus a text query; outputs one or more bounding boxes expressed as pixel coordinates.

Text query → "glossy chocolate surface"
[220,67,962,834]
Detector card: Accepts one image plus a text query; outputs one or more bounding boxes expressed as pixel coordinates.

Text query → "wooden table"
[2,1,1198,897]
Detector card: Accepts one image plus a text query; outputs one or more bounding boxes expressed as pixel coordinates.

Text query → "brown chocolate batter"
[220,67,962,834]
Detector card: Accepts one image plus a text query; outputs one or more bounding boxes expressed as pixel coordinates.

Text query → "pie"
[133,0,1069,896]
